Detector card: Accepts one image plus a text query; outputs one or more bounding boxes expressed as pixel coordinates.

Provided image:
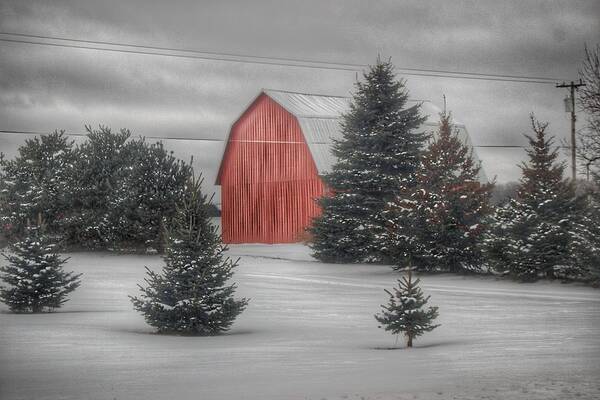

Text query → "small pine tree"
[386,111,493,272]
[0,220,81,313]
[130,175,248,334]
[310,58,427,263]
[375,269,439,348]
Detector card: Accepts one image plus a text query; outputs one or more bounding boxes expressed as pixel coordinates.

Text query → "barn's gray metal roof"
[263,89,487,182]
[263,89,350,119]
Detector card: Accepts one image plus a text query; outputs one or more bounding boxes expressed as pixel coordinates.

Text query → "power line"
[0,38,362,73]
[0,37,559,84]
[0,130,87,138]
[0,130,223,142]
[0,32,564,84]
[1,32,368,68]
[0,31,564,83]
[0,129,557,149]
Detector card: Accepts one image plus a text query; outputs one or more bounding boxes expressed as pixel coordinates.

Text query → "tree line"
[310,58,600,284]
[0,126,222,250]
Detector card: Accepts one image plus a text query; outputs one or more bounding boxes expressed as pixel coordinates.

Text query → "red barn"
[216,89,486,244]
[216,89,348,244]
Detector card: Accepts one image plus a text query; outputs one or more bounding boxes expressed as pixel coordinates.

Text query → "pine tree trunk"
[407,335,413,348]
[158,217,167,254]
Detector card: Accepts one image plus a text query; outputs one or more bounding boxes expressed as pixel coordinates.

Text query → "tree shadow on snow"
[369,339,465,350]
[371,346,405,350]
[0,309,112,315]
[414,340,466,349]
[114,327,257,337]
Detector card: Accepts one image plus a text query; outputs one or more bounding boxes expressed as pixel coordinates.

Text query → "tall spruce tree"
[386,112,493,272]
[130,175,248,334]
[375,269,439,348]
[310,59,427,263]
[0,219,81,313]
[485,116,581,280]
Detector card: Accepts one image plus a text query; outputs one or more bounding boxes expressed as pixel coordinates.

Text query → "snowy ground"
[1,244,599,400]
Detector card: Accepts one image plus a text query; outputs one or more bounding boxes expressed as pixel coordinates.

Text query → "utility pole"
[556,80,586,180]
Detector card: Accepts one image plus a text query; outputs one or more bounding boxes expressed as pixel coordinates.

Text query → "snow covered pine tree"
[70,126,137,247]
[0,221,81,313]
[375,268,439,348]
[119,140,192,251]
[485,115,583,280]
[570,190,600,283]
[386,111,493,272]
[310,58,427,263]
[0,131,75,240]
[130,175,248,334]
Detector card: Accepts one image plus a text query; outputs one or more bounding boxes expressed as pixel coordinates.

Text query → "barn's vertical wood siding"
[218,94,324,243]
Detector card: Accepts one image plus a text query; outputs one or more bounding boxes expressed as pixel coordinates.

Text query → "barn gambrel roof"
[263,89,351,178]
[219,89,488,183]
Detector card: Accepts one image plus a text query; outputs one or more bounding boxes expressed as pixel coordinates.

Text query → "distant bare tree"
[578,44,600,181]
[580,44,600,116]
[578,120,600,180]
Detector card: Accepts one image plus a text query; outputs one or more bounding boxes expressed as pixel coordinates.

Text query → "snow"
[1,244,599,400]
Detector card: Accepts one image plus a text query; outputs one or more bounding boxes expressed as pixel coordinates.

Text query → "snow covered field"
[1,244,599,400]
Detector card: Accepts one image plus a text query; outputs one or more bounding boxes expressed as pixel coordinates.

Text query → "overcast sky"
[1,0,598,202]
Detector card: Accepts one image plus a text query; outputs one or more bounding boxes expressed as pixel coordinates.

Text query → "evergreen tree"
[1,125,194,251]
[484,200,523,274]
[375,269,439,348]
[0,131,75,240]
[68,126,136,247]
[310,59,427,263]
[130,175,248,334]
[386,112,493,272]
[485,116,582,280]
[68,127,192,250]
[0,220,81,313]
[570,191,600,284]
[118,140,192,250]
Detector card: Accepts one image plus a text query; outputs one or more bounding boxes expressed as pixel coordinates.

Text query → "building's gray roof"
[263,89,488,182]
[263,89,350,119]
